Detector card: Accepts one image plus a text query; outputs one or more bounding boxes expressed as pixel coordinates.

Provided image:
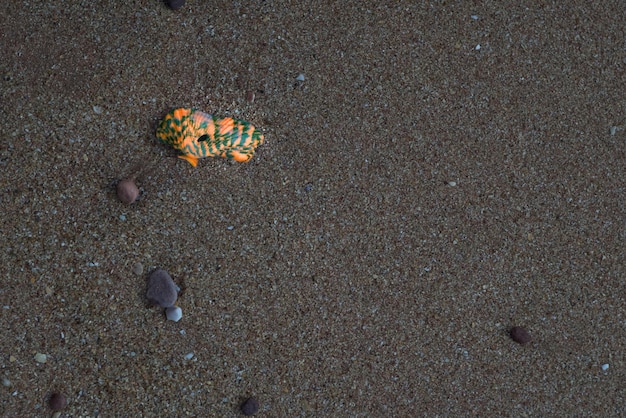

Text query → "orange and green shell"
[156,108,264,166]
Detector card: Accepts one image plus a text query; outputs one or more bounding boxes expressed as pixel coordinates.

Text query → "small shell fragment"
[34,353,47,363]
[132,262,144,275]
[166,306,182,322]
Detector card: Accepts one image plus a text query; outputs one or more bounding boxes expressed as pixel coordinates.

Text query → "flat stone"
[146,269,178,308]
[510,326,532,344]
[49,392,67,411]
[241,397,259,415]
[166,0,185,10]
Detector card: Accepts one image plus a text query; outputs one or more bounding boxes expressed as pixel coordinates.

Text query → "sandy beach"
[0,1,624,416]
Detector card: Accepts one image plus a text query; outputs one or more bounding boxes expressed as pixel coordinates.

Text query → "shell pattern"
[156,108,264,166]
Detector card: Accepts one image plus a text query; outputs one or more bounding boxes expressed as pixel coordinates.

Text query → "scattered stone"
[132,262,144,276]
[296,73,305,82]
[116,178,139,204]
[601,363,609,371]
[146,269,178,308]
[240,397,259,416]
[510,326,532,344]
[166,0,185,10]
[246,90,255,103]
[34,353,47,363]
[166,306,182,322]
[49,392,67,411]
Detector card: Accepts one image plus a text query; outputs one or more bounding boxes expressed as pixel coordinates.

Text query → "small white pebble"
[601,363,609,371]
[609,126,617,135]
[448,181,457,187]
[296,73,305,81]
[227,225,234,230]
[166,306,182,322]
[471,15,479,20]
[184,352,194,360]
[34,353,47,363]
[475,44,481,50]
[93,105,103,114]
[2,378,11,387]
[119,214,126,221]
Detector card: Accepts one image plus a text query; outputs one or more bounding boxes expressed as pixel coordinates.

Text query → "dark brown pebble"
[510,326,532,344]
[49,392,67,411]
[116,178,139,204]
[166,0,185,10]
[240,397,259,415]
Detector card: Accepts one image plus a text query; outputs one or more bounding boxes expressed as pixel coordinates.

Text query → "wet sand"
[0,1,624,416]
